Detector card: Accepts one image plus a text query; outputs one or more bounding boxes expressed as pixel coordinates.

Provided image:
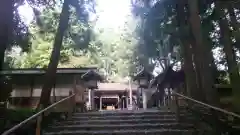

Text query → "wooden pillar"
[126,97,129,108]
[67,91,74,119]
[53,82,56,103]
[122,97,125,109]
[137,88,141,108]
[29,76,35,106]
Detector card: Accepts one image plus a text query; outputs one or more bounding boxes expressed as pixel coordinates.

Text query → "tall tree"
[38,0,71,107]
[0,0,14,71]
[187,0,218,105]
[175,0,199,99]
[215,1,240,111]
[38,0,95,107]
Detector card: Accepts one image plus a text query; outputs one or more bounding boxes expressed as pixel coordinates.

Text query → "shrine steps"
[43,109,197,135]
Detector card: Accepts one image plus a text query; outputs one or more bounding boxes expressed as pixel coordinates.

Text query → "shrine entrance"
[88,83,138,111]
[101,98,118,110]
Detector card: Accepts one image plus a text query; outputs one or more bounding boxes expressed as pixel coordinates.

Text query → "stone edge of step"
[53,118,187,126]
[49,122,194,128]
[56,118,178,123]
[44,129,196,135]
[71,114,191,118]
[73,111,188,116]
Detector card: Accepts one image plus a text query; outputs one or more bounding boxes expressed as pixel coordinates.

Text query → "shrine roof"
[81,70,104,81]
[0,67,97,75]
[133,68,153,81]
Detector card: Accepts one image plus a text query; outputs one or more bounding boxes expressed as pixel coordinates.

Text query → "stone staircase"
[43,109,197,135]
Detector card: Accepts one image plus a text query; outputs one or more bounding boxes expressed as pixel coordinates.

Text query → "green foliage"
[11,6,94,69]
[7,3,140,82]
[6,0,240,84]
[0,108,37,133]
[5,0,56,54]
[84,15,140,81]
[6,108,37,121]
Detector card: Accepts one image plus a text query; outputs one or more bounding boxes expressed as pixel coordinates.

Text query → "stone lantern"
[133,68,152,88]
[81,70,103,110]
[133,68,153,109]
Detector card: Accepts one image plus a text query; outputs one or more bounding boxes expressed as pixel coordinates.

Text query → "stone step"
[55,118,179,125]
[43,109,198,135]
[71,114,192,120]
[73,110,188,117]
[44,129,196,135]
[48,123,194,132]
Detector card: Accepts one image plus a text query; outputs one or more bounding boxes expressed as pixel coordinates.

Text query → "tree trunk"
[182,38,200,99]
[176,0,199,99]
[29,77,34,106]
[187,0,218,105]
[38,0,71,108]
[216,1,240,112]
[189,34,204,99]
[202,20,218,84]
[0,0,14,71]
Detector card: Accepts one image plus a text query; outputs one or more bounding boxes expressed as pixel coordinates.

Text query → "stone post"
[142,89,148,109]
[99,97,102,110]
[88,89,95,110]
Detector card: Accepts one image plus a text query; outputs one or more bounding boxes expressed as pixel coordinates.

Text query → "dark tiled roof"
[150,66,183,88]
[97,83,138,91]
[133,68,153,81]
[0,67,97,75]
[81,70,104,81]
[149,73,165,87]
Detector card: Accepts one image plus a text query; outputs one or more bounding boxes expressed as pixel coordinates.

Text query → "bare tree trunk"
[216,1,240,112]
[189,36,204,99]
[0,0,14,71]
[38,0,71,108]
[0,0,14,104]
[176,0,199,99]
[182,43,200,97]
[187,0,218,105]
[202,18,219,85]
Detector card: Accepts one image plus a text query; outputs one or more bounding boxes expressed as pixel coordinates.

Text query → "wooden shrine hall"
[1,68,139,110]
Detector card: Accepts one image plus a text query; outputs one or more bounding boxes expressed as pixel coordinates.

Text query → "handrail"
[172,91,240,119]
[2,94,76,135]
